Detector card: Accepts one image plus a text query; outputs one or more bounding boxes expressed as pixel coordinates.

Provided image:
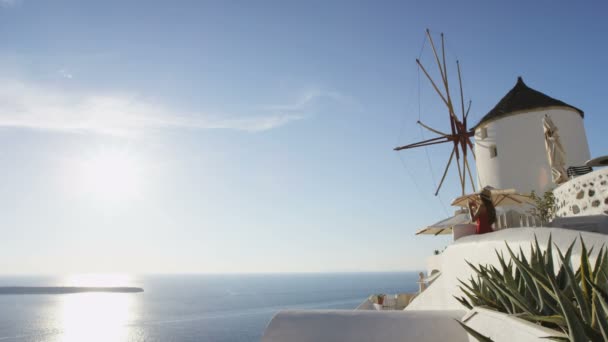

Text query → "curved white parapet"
[355,299,376,310]
[407,227,608,311]
[355,293,419,311]
[462,307,566,341]
[426,254,442,274]
[452,223,477,240]
[262,309,467,342]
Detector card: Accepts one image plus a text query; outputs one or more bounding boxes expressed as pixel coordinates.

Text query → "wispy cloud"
[0,0,19,8]
[263,89,358,113]
[58,69,73,79]
[0,78,351,136]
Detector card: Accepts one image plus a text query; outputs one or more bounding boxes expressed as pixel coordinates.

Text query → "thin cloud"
[264,88,360,113]
[0,0,19,7]
[58,69,74,79]
[0,78,348,136]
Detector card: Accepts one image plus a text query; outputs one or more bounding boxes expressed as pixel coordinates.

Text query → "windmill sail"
[395,30,476,196]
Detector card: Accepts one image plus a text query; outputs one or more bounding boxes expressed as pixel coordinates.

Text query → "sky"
[0,0,607,274]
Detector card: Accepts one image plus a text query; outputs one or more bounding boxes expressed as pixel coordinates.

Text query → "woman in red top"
[467,191,497,234]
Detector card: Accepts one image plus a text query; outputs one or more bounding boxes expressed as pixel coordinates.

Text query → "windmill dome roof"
[472,77,584,130]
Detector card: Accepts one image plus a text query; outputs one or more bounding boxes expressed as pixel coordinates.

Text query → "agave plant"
[455,235,608,341]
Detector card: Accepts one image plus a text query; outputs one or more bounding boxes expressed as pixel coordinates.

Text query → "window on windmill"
[480,127,488,139]
[490,144,498,158]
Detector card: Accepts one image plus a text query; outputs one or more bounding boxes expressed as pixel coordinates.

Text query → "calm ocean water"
[0,273,419,342]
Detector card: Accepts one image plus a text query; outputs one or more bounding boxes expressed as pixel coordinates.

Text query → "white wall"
[462,307,567,341]
[406,227,608,311]
[554,168,608,217]
[474,108,590,194]
[262,310,468,342]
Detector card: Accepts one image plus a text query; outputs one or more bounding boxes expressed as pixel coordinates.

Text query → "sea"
[0,272,419,342]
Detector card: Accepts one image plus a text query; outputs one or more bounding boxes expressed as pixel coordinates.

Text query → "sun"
[76,148,143,201]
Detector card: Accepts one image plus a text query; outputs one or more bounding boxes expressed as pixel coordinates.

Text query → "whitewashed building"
[262,76,608,342]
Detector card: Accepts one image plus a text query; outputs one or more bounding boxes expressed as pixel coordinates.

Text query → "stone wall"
[554,169,608,217]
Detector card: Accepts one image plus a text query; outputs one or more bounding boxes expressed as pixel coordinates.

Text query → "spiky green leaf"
[456,320,494,342]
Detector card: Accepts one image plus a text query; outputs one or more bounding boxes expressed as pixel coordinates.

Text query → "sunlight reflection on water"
[48,274,140,342]
[57,293,136,342]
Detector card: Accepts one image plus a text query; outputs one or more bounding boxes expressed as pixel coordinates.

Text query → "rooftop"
[472,77,584,129]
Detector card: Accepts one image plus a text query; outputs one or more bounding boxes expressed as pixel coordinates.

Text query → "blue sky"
[0,0,606,274]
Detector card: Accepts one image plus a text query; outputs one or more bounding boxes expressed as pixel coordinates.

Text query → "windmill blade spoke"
[426,29,447,85]
[396,30,476,197]
[416,59,449,108]
[423,30,460,124]
[454,148,465,195]
[394,136,451,151]
[457,60,466,122]
[441,33,448,87]
[465,138,476,160]
[462,149,467,193]
[434,147,456,196]
[417,120,449,136]
[464,100,472,120]
[440,34,459,124]
[464,157,476,193]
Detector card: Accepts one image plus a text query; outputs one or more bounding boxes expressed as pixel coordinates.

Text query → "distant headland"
[0,286,144,295]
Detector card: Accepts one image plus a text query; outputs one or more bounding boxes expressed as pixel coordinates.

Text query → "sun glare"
[59,293,135,342]
[76,148,143,201]
[64,273,134,287]
[54,274,138,342]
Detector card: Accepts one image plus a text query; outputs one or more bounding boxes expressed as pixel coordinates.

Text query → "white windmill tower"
[472,77,591,195]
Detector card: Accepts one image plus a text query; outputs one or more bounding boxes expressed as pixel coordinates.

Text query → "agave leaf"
[476,277,513,312]
[517,313,567,327]
[593,247,608,302]
[591,246,607,329]
[581,238,593,306]
[456,320,495,342]
[575,248,604,341]
[587,276,608,337]
[458,237,607,341]
[556,240,577,290]
[519,246,530,265]
[460,271,502,309]
[534,236,545,269]
[466,260,485,276]
[548,274,594,342]
[459,278,479,294]
[459,284,501,310]
[545,235,555,278]
[488,281,536,313]
[483,269,536,314]
[506,243,553,301]
[458,286,480,306]
[592,246,605,281]
[592,295,608,341]
[557,250,591,323]
[496,250,510,274]
[454,295,473,310]
[576,246,596,282]
[470,276,481,292]
[588,281,608,311]
[540,337,571,341]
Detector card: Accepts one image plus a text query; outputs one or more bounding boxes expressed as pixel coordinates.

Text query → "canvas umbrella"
[451,186,534,208]
[543,114,568,184]
[415,211,470,236]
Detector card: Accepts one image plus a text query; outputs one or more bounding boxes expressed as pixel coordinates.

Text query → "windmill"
[394,29,476,197]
